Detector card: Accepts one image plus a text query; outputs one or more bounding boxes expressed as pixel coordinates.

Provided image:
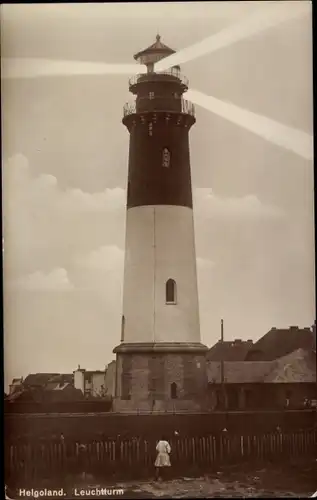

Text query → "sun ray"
[187,89,313,161]
[155,2,310,71]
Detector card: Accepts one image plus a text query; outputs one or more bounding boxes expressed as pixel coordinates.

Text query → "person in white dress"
[155,435,171,480]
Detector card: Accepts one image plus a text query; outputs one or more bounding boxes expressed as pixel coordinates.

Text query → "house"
[207,348,316,410]
[41,384,84,403]
[6,389,38,403]
[7,367,111,405]
[245,325,315,361]
[104,360,116,397]
[73,366,107,398]
[206,339,253,361]
[23,373,61,389]
[9,377,23,395]
[6,374,82,404]
[6,373,76,402]
[36,374,80,402]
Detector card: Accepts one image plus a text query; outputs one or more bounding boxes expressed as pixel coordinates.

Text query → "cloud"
[70,245,124,303]
[194,188,284,220]
[76,245,124,272]
[4,154,125,214]
[4,154,282,225]
[13,268,74,291]
[3,153,285,287]
[58,187,125,213]
[1,2,264,23]
[3,154,126,278]
[197,257,216,271]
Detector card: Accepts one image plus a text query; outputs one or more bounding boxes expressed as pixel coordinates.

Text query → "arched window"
[171,382,177,399]
[162,148,171,168]
[166,279,177,304]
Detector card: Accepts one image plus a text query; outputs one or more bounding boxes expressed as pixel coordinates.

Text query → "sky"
[1,2,315,386]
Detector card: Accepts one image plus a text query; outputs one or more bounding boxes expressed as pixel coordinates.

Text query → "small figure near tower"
[113,36,208,412]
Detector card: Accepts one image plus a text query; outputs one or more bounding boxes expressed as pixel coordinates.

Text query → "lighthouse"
[113,36,208,412]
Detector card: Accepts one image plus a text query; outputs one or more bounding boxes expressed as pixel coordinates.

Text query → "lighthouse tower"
[113,36,208,412]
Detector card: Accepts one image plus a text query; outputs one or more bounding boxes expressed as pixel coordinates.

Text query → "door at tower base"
[113,348,208,412]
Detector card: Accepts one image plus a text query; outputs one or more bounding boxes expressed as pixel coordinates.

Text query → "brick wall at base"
[116,351,207,408]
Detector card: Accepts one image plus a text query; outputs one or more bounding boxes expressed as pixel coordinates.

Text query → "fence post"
[240,435,244,459]
[192,437,196,468]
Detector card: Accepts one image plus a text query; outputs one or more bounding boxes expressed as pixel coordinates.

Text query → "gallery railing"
[123,97,195,117]
[129,68,189,89]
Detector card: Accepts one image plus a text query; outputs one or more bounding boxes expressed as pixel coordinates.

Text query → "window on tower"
[149,91,155,99]
[166,279,177,304]
[162,148,171,168]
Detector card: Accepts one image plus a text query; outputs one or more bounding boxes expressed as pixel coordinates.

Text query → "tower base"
[113,342,209,413]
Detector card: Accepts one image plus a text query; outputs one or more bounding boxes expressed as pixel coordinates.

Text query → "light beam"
[187,89,313,161]
[1,58,147,79]
[155,2,310,71]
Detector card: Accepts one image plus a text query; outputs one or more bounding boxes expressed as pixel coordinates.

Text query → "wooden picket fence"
[5,429,317,485]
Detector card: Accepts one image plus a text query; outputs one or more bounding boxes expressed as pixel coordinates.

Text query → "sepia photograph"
[1,1,316,498]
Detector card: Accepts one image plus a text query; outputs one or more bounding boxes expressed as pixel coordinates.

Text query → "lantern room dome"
[134,35,179,70]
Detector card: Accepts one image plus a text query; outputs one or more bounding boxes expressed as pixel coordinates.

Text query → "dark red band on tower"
[122,57,196,210]
[124,113,194,209]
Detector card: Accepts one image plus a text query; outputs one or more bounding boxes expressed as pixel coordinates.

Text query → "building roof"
[207,348,316,384]
[106,360,116,367]
[45,381,72,391]
[245,326,314,361]
[206,339,253,361]
[24,373,60,387]
[11,377,23,384]
[74,366,105,375]
[23,373,73,389]
[6,390,25,402]
[42,386,84,402]
[6,385,85,403]
[6,389,39,402]
[134,34,175,60]
[49,374,74,384]
[207,360,272,384]
[264,348,316,383]
[84,370,105,375]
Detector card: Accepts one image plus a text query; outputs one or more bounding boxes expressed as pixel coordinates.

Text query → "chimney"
[234,339,242,344]
[247,340,253,344]
[220,319,224,342]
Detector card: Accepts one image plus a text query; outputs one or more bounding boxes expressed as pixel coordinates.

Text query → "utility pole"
[220,319,224,383]
[220,319,225,410]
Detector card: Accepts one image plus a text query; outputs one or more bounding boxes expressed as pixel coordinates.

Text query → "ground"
[6,461,317,498]
[84,461,317,498]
